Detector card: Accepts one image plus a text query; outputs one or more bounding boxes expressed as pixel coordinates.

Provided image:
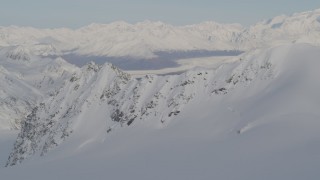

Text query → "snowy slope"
[0,47,78,130]
[2,43,320,179]
[0,65,38,130]
[4,49,265,165]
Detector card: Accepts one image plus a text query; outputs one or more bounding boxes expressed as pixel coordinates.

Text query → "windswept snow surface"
[1,43,320,180]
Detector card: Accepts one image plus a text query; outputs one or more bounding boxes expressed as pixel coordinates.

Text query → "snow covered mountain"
[2,42,315,165]
[1,8,320,60]
[237,8,320,49]
[0,21,243,59]
[2,43,320,179]
[1,8,320,180]
[0,48,78,130]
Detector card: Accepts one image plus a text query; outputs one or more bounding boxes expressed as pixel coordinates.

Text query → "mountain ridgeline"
[0,9,320,179]
[0,9,320,61]
[6,43,283,166]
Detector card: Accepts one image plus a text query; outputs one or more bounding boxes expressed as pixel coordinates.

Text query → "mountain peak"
[5,46,32,61]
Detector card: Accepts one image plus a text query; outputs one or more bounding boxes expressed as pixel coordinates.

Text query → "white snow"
[0,8,319,61]
[0,8,320,180]
[1,43,320,180]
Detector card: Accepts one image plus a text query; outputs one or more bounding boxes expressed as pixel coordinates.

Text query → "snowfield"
[0,8,320,180]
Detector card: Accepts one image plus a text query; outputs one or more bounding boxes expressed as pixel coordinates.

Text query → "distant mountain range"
[0,8,319,59]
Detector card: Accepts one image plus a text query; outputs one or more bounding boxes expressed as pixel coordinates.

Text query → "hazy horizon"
[1,0,320,28]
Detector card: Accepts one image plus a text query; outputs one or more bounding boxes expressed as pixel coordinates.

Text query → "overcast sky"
[1,0,320,28]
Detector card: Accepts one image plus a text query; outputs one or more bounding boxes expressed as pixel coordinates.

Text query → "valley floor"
[126,56,238,77]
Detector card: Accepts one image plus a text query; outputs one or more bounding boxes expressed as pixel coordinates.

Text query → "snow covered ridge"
[6,42,312,166]
[237,9,320,48]
[0,8,320,59]
[1,43,320,179]
[0,50,78,130]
